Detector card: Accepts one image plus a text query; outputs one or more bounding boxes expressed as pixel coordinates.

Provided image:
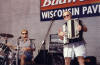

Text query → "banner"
[40,0,100,21]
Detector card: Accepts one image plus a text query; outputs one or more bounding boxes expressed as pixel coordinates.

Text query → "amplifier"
[49,34,63,53]
[49,42,63,53]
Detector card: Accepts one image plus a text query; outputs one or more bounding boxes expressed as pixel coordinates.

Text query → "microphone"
[30,39,35,40]
[17,36,21,45]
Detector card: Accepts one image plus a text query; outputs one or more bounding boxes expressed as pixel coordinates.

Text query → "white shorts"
[63,41,86,58]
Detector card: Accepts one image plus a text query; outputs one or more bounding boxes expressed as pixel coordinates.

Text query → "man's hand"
[77,25,82,31]
[22,47,31,51]
[58,32,65,37]
[58,28,66,40]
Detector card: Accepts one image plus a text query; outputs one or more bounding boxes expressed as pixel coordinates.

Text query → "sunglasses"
[22,33,28,35]
[63,15,70,18]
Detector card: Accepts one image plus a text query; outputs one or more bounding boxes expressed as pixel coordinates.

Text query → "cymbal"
[6,43,17,50]
[0,33,14,38]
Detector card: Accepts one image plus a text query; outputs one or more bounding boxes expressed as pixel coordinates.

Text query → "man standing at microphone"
[18,29,35,65]
[58,11,87,65]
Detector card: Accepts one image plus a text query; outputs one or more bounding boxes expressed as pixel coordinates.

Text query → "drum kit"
[0,33,17,65]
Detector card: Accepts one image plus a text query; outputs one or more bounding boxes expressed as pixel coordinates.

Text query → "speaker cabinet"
[48,53,65,65]
[71,56,97,65]
[85,56,97,65]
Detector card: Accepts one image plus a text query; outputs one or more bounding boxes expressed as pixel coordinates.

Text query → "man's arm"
[58,28,65,40]
[22,47,35,51]
[78,20,88,32]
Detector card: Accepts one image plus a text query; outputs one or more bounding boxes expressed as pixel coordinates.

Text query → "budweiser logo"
[42,0,85,7]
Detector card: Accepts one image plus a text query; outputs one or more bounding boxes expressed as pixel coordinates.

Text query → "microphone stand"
[1,37,8,65]
[16,38,20,65]
[41,19,55,64]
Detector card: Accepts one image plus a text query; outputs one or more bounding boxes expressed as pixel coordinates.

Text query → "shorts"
[63,41,86,58]
[24,52,33,61]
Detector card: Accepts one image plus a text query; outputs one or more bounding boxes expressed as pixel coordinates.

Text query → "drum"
[0,57,4,65]
[8,51,17,65]
[0,43,11,57]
